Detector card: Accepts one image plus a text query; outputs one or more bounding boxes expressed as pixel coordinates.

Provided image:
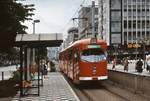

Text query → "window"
[124,21,127,28]
[133,21,136,28]
[128,21,132,29]
[81,48,106,62]
[124,32,127,41]
[111,22,121,32]
[111,11,121,21]
[111,0,121,9]
[133,32,136,40]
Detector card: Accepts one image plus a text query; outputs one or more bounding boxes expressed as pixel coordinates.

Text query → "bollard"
[2,71,4,81]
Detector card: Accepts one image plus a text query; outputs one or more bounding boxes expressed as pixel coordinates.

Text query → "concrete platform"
[12,72,80,101]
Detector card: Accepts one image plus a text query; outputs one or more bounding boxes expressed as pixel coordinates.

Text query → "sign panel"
[88,45,101,48]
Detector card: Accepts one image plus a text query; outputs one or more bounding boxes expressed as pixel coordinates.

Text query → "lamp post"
[33,20,40,34]
[32,19,40,64]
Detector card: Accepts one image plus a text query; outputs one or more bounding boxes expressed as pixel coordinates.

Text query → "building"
[47,47,59,60]
[98,0,150,59]
[67,27,78,45]
[78,6,98,39]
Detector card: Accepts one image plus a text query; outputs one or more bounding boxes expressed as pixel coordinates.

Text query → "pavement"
[12,72,80,101]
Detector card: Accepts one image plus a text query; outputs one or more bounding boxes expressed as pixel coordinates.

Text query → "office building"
[78,6,98,39]
[98,0,150,58]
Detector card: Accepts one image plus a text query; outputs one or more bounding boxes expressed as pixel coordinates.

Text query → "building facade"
[67,27,78,45]
[78,6,98,39]
[98,0,150,59]
[99,0,150,45]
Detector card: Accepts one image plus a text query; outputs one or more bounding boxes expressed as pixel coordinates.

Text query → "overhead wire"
[60,0,87,38]
[65,0,98,32]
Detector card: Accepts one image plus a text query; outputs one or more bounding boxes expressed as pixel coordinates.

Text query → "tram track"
[62,72,149,101]
[74,82,128,101]
[63,73,128,101]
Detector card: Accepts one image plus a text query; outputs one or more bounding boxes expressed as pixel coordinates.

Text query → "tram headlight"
[92,69,96,74]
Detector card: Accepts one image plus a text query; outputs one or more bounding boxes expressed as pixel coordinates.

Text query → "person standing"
[112,58,116,70]
[136,58,143,73]
[124,57,129,72]
[146,55,150,73]
[41,63,48,78]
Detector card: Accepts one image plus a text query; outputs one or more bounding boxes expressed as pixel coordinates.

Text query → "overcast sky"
[22,0,98,38]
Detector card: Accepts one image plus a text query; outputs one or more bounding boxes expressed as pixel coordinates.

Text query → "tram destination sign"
[88,45,101,48]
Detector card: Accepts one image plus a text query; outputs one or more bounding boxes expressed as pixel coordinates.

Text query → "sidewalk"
[12,72,80,101]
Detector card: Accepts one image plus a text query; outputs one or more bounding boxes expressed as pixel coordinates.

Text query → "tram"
[59,38,108,84]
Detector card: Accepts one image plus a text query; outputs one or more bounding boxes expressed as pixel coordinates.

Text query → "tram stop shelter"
[15,33,63,96]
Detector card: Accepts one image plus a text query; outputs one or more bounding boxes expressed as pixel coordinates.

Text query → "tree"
[0,0,35,50]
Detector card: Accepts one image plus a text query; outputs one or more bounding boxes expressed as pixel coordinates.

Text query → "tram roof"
[61,38,107,52]
[15,33,63,47]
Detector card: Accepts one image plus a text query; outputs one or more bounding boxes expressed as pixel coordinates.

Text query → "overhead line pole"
[101,0,103,39]
[92,1,96,38]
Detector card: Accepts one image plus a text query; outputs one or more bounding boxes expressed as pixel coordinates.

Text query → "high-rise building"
[99,0,150,45]
[67,27,78,44]
[78,6,98,39]
[98,0,150,58]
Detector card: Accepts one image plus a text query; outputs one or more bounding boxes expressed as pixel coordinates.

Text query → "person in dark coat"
[41,64,48,78]
[135,59,143,73]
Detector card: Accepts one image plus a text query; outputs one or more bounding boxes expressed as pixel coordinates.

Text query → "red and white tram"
[59,38,108,83]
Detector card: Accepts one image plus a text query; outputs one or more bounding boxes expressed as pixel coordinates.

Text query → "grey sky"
[23,0,97,37]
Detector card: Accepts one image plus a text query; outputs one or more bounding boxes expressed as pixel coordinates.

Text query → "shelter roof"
[15,33,63,47]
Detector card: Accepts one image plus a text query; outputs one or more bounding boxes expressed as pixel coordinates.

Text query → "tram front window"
[81,48,106,62]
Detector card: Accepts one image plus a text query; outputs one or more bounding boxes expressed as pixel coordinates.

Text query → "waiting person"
[124,57,129,72]
[112,58,116,70]
[41,64,48,78]
[135,58,143,73]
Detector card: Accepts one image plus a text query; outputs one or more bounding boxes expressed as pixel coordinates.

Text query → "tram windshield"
[81,48,106,62]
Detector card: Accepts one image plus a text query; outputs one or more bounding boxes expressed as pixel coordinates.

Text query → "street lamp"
[33,20,40,34]
[32,19,40,64]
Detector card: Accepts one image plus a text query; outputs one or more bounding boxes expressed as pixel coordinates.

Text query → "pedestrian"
[124,57,129,72]
[146,55,150,73]
[41,64,48,78]
[112,58,116,70]
[135,58,143,73]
